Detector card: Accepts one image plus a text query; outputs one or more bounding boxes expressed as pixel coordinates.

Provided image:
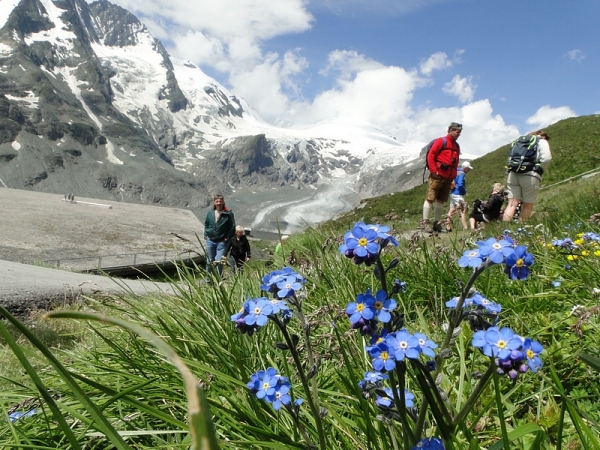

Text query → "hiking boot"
[433,221,443,233]
[418,219,434,233]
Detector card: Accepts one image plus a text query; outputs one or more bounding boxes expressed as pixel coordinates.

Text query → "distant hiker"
[470,183,505,229]
[204,194,236,278]
[503,130,552,222]
[446,161,473,231]
[421,122,462,233]
[275,235,289,255]
[229,225,251,273]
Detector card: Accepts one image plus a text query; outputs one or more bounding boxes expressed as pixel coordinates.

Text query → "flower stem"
[376,257,389,295]
[388,422,400,450]
[273,317,326,450]
[284,403,315,447]
[389,367,413,449]
[492,369,510,449]
[452,362,495,431]
[293,294,321,413]
[416,263,488,438]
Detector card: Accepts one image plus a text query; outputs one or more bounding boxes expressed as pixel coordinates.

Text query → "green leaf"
[578,352,600,373]
[488,423,544,450]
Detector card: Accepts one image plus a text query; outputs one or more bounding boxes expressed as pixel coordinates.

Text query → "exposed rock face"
[0,0,419,213]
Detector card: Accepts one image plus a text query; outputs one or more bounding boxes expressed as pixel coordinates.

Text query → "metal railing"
[27,250,201,272]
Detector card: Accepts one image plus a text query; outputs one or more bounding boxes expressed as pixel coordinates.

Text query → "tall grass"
[2,179,600,448]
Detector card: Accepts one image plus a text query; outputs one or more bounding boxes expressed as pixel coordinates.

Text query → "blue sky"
[104,0,599,155]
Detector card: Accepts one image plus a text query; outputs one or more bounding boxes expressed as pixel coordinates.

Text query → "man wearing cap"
[421,122,462,233]
[446,161,473,231]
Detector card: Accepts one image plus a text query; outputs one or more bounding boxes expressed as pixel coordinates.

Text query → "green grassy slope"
[334,114,600,227]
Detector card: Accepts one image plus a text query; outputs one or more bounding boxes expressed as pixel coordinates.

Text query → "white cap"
[462,161,473,170]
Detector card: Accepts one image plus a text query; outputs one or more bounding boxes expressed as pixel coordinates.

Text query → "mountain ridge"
[0,0,470,224]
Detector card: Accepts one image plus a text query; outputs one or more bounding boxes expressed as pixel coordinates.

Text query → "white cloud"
[443,75,476,103]
[419,51,452,76]
[526,105,576,129]
[97,0,518,157]
[320,50,384,78]
[108,0,313,70]
[228,51,309,125]
[565,49,585,63]
[306,64,421,125]
[405,100,519,156]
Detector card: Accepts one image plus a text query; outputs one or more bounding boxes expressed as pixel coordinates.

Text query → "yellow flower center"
[358,237,368,247]
[263,382,270,389]
[497,340,507,349]
[381,351,389,361]
[356,303,365,312]
[527,349,535,359]
[516,258,524,268]
[374,301,383,310]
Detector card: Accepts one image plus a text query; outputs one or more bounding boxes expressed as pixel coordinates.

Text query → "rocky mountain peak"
[0,0,423,221]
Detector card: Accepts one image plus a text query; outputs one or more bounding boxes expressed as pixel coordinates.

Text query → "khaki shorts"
[426,173,453,203]
[506,172,541,204]
[449,194,467,212]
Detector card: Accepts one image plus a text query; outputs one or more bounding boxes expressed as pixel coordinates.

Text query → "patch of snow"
[56,67,103,129]
[5,91,39,108]
[24,0,77,59]
[0,43,12,56]
[0,0,19,30]
[105,140,123,165]
[92,32,168,123]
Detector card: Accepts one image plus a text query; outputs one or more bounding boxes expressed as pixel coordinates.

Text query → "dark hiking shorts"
[426,173,453,203]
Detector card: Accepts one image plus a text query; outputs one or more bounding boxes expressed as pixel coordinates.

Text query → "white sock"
[423,201,431,220]
[434,202,443,221]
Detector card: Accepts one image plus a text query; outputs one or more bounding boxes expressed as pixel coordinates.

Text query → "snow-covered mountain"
[0,0,450,226]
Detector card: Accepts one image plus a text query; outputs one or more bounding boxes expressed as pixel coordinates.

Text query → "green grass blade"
[488,423,544,450]
[0,305,132,449]
[45,310,220,450]
[578,353,600,372]
[0,306,82,450]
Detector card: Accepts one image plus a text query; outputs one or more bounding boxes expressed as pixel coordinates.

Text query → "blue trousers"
[205,239,227,277]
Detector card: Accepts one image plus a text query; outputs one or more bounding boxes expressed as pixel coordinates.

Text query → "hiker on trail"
[229,225,251,274]
[470,183,505,229]
[204,194,236,278]
[446,161,473,231]
[421,122,462,233]
[503,130,552,222]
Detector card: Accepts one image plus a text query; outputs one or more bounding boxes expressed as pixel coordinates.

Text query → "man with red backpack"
[420,122,462,233]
